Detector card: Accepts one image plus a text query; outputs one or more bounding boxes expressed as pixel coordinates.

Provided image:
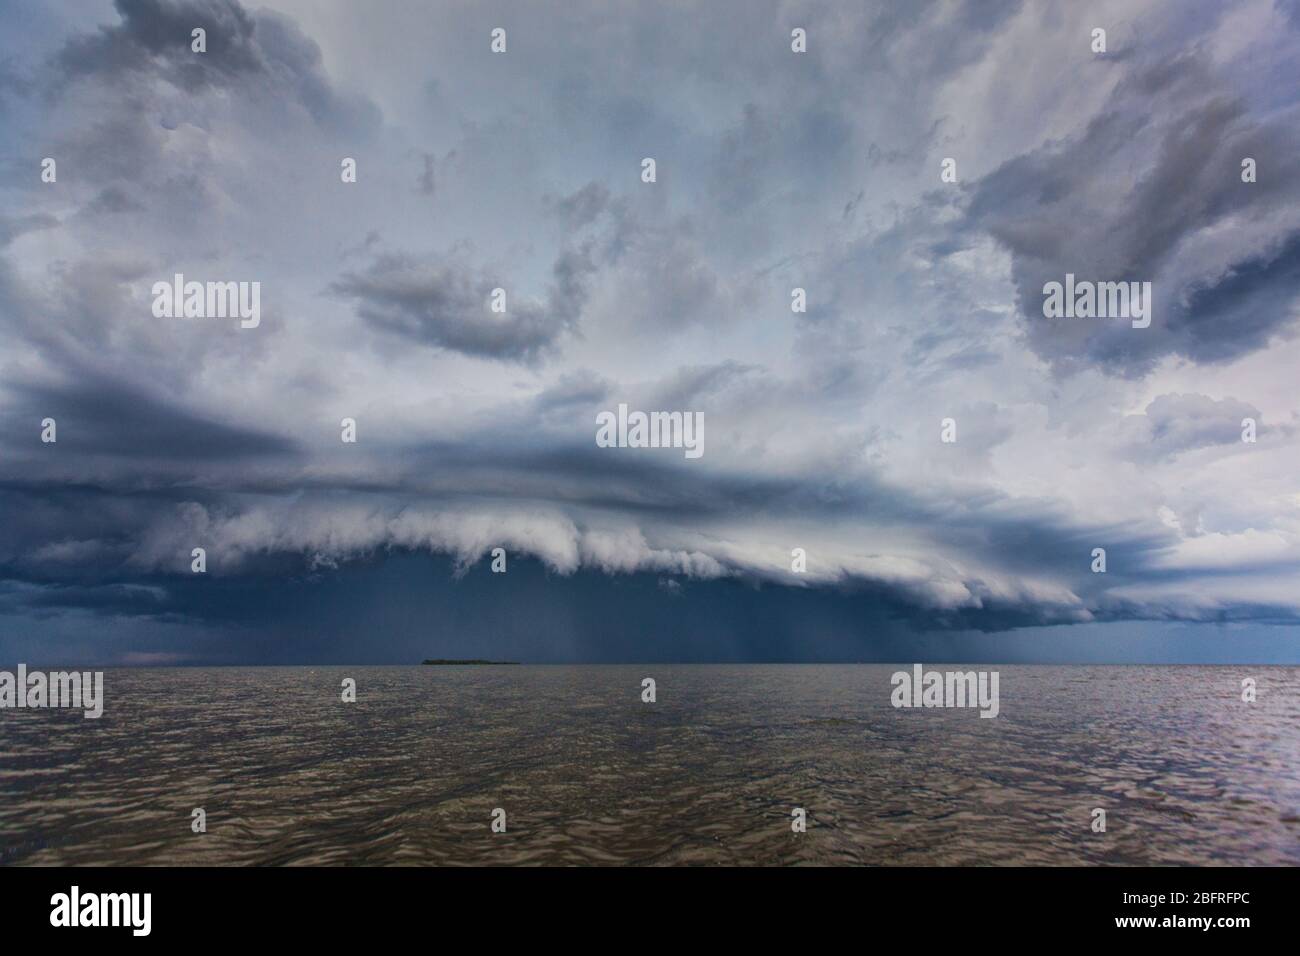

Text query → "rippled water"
[1,665,1297,865]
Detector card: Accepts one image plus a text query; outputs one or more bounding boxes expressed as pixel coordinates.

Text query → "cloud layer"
[1,0,1298,660]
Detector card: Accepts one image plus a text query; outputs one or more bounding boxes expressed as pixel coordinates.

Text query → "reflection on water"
[1,665,1297,865]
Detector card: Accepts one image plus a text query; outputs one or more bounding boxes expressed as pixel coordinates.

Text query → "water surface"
[2,665,1297,865]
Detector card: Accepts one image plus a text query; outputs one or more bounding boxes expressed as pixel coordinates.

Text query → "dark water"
[1,665,1297,865]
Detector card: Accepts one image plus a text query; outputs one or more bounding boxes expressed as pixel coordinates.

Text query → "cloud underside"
[3,462,1294,629]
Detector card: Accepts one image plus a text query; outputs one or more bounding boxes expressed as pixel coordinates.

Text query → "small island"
[420,659,521,665]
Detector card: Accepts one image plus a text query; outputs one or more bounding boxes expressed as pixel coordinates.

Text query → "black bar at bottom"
[0,865,1286,941]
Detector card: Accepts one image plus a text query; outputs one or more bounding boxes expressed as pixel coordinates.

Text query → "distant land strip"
[420,659,521,665]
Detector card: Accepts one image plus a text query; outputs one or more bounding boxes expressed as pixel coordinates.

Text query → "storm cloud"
[0,0,1297,663]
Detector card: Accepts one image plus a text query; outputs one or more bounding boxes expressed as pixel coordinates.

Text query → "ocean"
[2,665,1297,865]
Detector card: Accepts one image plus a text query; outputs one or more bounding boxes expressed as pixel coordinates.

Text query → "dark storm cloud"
[0,347,1141,629]
[1,0,1297,664]
[0,375,296,462]
[966,51,1300,376]
[57,0,262,88]
[332,240,597,363]
[0,388,1172,631]
[1177,232,1300,361]
[0,579,168,619]
[47,0,379,177]
[1135,392,1264,459]
[53,0,379,133]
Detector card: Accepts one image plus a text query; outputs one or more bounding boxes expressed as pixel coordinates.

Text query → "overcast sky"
[1,0,1298,664]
